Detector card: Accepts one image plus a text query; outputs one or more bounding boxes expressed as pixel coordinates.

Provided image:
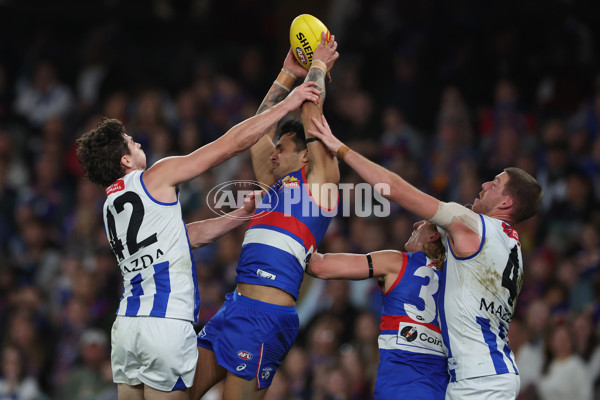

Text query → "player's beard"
[471,198,485,214]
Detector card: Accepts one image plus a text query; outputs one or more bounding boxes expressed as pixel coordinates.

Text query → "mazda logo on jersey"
[400,326,418,342]
[237,350,253,360]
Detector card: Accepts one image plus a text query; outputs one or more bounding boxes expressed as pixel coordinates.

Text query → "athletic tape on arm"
[429,202,481,234]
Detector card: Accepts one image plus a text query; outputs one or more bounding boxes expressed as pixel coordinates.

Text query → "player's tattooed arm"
[306,66,326,101]
[301,32,341,207]
[256,86,289,115]
[250,52,300,187]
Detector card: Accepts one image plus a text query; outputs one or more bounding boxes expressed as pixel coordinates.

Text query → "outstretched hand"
[282,49,308,80]
[242,190,263,215]
[284,81,320,111]
[307,115,345,156]
[313,32,339,82]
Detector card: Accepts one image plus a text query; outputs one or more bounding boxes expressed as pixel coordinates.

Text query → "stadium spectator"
[536,324,593,400]
[0,343,45,400]
[58,328,114,400]
[516,299,550,396]
[14,60,74,128]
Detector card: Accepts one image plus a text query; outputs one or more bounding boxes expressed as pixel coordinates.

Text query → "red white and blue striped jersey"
[375,252,447,399]
[103,170,200,322]
[438,214,521,382]
[236,166,335,300]
[378,251,445,357]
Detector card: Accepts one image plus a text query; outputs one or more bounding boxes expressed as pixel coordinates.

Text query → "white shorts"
[446,373,520,400]
[111,316,198,392]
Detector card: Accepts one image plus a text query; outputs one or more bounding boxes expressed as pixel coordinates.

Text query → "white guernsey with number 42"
[438,213,522,382]
[103,170,199,322]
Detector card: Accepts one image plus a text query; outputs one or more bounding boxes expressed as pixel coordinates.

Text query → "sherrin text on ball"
[289,14,331,70]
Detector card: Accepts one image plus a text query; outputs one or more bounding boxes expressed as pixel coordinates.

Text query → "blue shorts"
[197,291,299,389]
[374,349,448,400]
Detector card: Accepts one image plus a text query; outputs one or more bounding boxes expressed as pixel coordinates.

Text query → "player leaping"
[76,80,319,400]
[190,32,339,400]
[308,115,542,399]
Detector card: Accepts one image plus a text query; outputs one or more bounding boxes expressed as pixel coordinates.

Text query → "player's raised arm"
[302,32,340,196]
[308,115,483,256]
[308,114,439,219]
[143,80,320,199]
[250,50,308,186]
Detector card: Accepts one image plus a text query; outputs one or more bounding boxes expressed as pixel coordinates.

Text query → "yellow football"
[289,14,331,70]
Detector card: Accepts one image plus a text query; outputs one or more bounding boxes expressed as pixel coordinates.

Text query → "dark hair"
[503,167,542,223]
[276,120,307,152]
[76,117,129,188]
[541,321,571,375]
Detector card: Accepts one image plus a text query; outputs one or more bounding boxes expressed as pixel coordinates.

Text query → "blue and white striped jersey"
[439,214,522,382]
[103,170,199,322]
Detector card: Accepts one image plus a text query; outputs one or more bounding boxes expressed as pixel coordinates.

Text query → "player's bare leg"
[118,383,144,400]
[189,346,227,400]
[143,385,190,400]
[222,373,268,400]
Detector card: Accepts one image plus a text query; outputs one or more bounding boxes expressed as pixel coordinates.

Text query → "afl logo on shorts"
[295,47,308,65]
[237,350,253,360]
[400,326,418,342]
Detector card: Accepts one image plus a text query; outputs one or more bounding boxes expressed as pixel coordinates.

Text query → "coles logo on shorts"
[237,350,253,360]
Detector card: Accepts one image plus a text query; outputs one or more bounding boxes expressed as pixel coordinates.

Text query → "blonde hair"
[424,238,446,270]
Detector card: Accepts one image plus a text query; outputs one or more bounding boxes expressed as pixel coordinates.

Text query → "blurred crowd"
[1,0,600,399]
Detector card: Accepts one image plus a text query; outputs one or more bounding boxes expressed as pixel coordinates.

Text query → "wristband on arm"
[310,59,328,74]
[336,145,351,160]
[274,69,296,91]
[366,253,373,278]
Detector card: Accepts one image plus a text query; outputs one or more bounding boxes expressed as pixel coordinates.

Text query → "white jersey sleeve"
[439,214,522,381]
[103,170,199,322]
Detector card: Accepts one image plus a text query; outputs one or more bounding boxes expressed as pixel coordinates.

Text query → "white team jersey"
[439,214,522,382]
[103,170,199,322]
